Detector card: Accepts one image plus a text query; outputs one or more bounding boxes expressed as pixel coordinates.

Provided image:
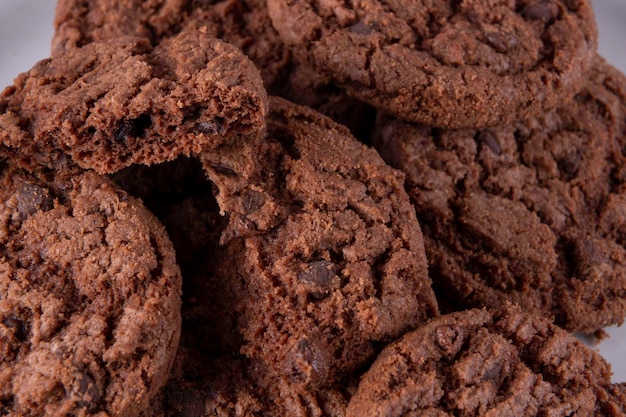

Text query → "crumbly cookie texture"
[111,157,355,417]
[0,163,182,417]
[268,0,597,128]
[347,305,625,417]
[373,57,626,333]
[52,0,375,142]
[0,29,267,174]
[52,0,292,90]
[202,97,438,389]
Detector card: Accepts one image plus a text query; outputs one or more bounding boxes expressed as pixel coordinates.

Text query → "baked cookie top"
[110,157,355,417]
[268,0,597,128]
[0,29,267,174]
[52,0,375,142]
[202,97,438,389]
[0,163,182,416]
[52,0,291,90]
[346,305,625,417]
[373,57,626,333]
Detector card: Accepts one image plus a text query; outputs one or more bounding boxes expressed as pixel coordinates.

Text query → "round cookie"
[346,305,626,417]
[110,161,355,417]
[268,0,598,128]
[202,97,439,389]
[373,56,626,333]
[0,29,267,174]
[0,163,182,416]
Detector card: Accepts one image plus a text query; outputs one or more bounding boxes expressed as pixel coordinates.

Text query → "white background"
[0,0,624,382]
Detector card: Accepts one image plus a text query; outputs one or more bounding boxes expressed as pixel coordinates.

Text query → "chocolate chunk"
[16,182,54,219]
[478,130,502,155]
[523,2,559,22]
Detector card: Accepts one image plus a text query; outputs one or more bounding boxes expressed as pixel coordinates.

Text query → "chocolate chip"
[285,337,331,387]
[0,396,14,416]
[16,182,54,219]
[485,32,517,54]
[113,115,152,143]
[523,2,558,22]
[75,373,101,408]
[209,163,236,176]
[3,317,27,342]
[478,130,502,155]
[298,261,335,300]
[348,21,378,35]
[299,261,335,286]
[573,237,608,277]
[559,151,581,178]
[242,190,266,214]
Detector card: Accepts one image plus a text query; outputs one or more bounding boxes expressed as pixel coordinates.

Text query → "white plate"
[0,0,624,383]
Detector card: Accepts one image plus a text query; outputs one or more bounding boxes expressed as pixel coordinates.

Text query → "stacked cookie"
[1,0,625,416]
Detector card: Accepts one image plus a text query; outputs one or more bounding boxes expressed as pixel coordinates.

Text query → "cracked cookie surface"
[0,29,267,174]
[268,0,597,128]
[0,163,182,417]
[111,157,355,417]
[52,0,375,142]
[347,305,626,417]
[373,57,626,333]
[204,97,438,389]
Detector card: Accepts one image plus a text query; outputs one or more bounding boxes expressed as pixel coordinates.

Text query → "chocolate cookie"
[52,0,376,142]
[110,161,355,416]
[203,97,439,389]
[373,57,626,333]
[155,352,354,417]
[0,163,182,416]
[268,0,598,128]
[0,29,267,174]
[346,305,626,417]
[52,0,290,90]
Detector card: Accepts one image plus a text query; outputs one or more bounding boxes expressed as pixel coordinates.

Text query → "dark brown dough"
[268,0,597,128]
[111,157,355,417]
[0,29,267,174]
[51,0,376,142]
[202,97,438,389]
[373,57,626,333]
[0,162,182,417]
[347,305,626,417]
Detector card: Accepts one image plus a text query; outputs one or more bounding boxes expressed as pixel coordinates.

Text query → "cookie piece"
[52,0,375,142]
[203,97,438,389]
[0,163,182,416]
[52,0,291,90]
[0,29,267,174]
[268,0,597,128]
[346,305,625,417]
[373,57,626,333]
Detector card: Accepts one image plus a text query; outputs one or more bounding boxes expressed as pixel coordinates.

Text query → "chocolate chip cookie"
[0,29,267,174]
[268,0,598,128]
[52,0,291,90]
[346,305,626,417]
[203,97,438,389]
[0,162,182,416]
[110,159,355,416]
[52,0,376,142]
[373,56,626,333]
